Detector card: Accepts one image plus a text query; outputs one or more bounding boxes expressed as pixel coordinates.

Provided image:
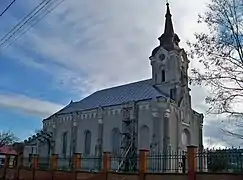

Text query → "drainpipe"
[52,121,57,155]
[97,117,104,171]
[69,113,77,169]
[97,107,104,171]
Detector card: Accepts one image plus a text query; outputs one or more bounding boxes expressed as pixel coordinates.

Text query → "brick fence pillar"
[51,154,58,170]
[33,154,39,169]
[139,149,149,173]
[187,145,197,180]
[16,154,23,180]
[139,149,149,180]
[103,152,111,172]
[73,153,81,169]
[32,154,39,180]
[102,152,111,180]
[3,154,10,179]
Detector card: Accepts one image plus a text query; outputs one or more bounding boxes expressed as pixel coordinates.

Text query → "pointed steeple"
[158,2,175,51]
[151,3,180,56]
[163,3,174,37]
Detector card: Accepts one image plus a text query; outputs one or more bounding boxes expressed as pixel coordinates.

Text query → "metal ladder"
[116,102,138,172]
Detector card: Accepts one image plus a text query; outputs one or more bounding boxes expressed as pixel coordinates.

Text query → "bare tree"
[0,131,18,147]
[187,0,243,140]
[34,129,42,134]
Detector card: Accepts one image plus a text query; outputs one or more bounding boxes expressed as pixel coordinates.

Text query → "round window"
[159,54,165,61]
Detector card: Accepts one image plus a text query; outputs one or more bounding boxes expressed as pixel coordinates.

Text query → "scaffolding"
[116,102,138,172]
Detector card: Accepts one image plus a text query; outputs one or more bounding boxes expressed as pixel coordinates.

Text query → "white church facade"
[23,3,204,171]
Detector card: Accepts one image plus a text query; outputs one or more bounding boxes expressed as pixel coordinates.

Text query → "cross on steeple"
[151,2,180,56]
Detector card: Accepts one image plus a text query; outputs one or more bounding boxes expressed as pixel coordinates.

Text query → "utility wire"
[3,0,65,50]
[0,0,17,17]
[0,0,65,50]
[0,0,51,44]
[0,0,52,47]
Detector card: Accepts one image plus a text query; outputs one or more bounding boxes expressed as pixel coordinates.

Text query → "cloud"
[5,0,210,95]
[0,93,64,118]
[2,0,236,146]
[201,113,243,148]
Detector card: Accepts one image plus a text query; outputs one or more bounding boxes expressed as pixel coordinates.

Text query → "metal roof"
[55,79,169,115]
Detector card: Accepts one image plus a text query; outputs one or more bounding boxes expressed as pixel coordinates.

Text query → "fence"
[197,148,243,172]
[0,146,196,180]
[19,151,187,174]
[2,146,243,180]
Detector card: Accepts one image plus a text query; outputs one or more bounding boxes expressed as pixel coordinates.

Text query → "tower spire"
[151,2,180,56]
[164,2,174,36]
[157,2,175,51]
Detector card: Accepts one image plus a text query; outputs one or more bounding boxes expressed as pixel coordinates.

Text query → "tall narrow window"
[84,130,91,155]
[62,132,68,158]
[28,154,33,163]
[154,73,157,83]
[111,128,121,156]
[170,88,177,100]
[139,125,150,150]
[161,70,165,82]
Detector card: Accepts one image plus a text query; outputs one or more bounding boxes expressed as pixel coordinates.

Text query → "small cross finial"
[166,0,169,6]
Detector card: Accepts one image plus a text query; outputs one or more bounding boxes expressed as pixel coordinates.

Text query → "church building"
[23,3,204,171]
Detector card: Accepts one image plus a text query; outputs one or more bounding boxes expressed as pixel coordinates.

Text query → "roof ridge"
[48,78,171,116]
[96,78,152,93]
[71,78,152,104]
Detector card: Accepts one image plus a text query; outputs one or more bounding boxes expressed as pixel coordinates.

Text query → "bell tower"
[149,3,190,106]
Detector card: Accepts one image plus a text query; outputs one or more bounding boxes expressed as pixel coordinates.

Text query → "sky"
[0,0,237,148]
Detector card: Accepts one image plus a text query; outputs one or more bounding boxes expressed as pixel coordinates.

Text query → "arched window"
[111,128,121,156]
[161,70,165,82]
[62,132,68,158]
[139,125,150,150]
[181,129,190,146]
[84,130,91,155]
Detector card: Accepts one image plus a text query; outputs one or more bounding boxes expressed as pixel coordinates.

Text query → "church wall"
[43,119,53,132]
[179,109,203,150]
[55,120,72,158]
[189,114,198,146]
[23,143,39,166]
[146,98,178,154]
[166,52,181,83]
[164,102,204,153]
[41,100,203,158]
[76,110,98,155]
[23,144,37,157]
[38,141,49,158]
[168,104,180,152]
[181,123,191,150]
[100,101,158,153]
[69,100,170,154]
[155,100,167,153]
[138,101,153,150]
[191,112,203,147]
[102,106,123,152]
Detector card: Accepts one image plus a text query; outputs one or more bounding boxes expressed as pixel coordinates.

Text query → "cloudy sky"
[0,0,234,147]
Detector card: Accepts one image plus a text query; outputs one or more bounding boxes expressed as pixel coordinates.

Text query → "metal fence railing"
[58,157,72,171]
[14,148,243,173]
[110,155,139,173]
[147,151,187,173]
[197,148,243,173]
[38,157,50,170]
[81,155,102,172]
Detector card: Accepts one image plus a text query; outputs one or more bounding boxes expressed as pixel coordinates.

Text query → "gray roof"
[55,79,169,115]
